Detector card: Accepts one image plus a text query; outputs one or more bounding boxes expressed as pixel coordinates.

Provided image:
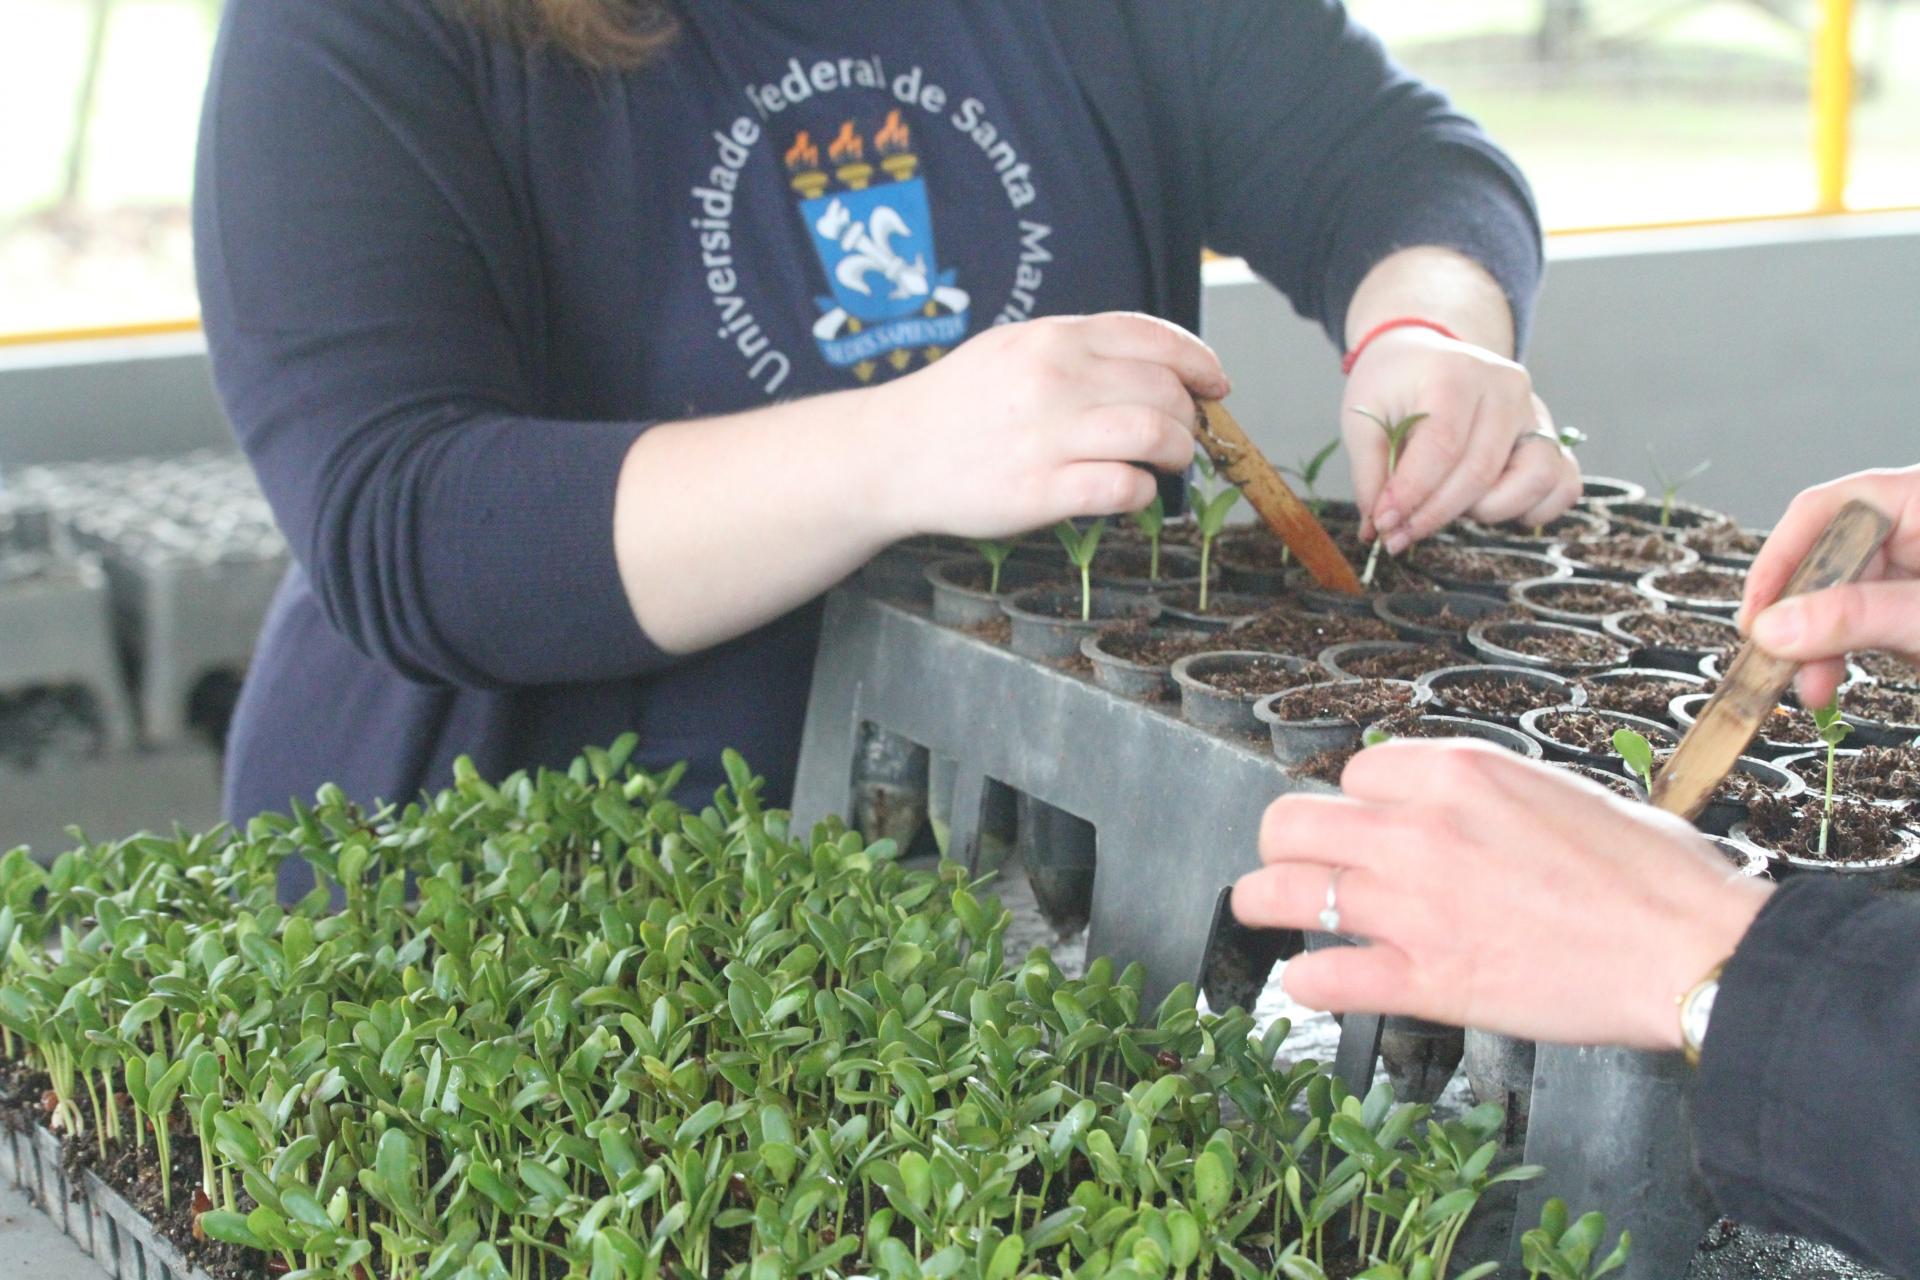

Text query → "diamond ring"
[1319,867,1346,934]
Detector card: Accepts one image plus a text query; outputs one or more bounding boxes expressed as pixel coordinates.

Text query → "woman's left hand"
[1344,325,1581,550]
[1230,739,1771,1049]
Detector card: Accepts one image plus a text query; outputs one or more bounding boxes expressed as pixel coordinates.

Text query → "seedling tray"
[2,1121,214,1280]
[793,583,1718,1279]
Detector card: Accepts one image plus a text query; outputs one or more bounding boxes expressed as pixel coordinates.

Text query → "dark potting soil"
[1714,769,1780,807]
[1157,586,1272,618]
[1852,649,1920,688]
[1294,708,1425,783]
[1746,704,1823,747]
[1647,567,1744,602]
[1335,643,1460,681]
[1228,609,1396,659]
[1843,682,1920,728]
[1095,623,1203,668]
[1523,581,1643,617]
[1407,543,1541,583]
[1435,673,1567,719]
[1744,793,1909,864]
[1484,624,1626,666]
[1351,556,1435,594]
[1473,512,1601,542]
[1558,761,1645,801]
[1683,525,1765,558]
[1400,602,1521,636]
[1019,593,1146,623]
[1218,530,1308,571]
[1535,708,1665,754]
[1560,533,1689,572]
[937,561,1059,594]
[1097,545,1188,581]
[1618,610,1738,651]
[1577,674,1701,721]
[1267,679,1417,724]
[1,1056,264,1280]
[1197,660,1324,698]
[1786,746,1920,813]
[962,616,1014,646]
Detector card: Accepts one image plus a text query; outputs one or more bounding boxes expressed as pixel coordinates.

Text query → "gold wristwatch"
[1678,962,1725,1068]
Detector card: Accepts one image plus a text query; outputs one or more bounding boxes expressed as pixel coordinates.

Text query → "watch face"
[1684,981,1719,1053]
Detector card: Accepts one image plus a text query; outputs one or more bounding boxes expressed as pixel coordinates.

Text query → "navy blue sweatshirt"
[194,0,1542,857]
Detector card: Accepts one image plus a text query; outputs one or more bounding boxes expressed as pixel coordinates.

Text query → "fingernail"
[1385,531,1411,556]
[1754,601,1803,649]
[1373,506,1402,534]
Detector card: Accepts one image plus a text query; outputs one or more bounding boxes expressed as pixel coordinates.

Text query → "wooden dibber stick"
[1650,499,1893,821]
[1194,399,1363,595]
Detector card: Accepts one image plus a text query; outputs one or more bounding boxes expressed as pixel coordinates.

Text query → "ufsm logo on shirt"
[785,112,970,383]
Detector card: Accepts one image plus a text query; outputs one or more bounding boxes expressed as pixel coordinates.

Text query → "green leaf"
[1192,1149,1230,1220]
[1593,1229,1632,1278]
[518,1156,573,1204]
[1026,1206,1086,1250]
[675,1099,725,1146]
[1611,729,1655,786]
[281,1184,333,1230]
[197,1210,267,1250]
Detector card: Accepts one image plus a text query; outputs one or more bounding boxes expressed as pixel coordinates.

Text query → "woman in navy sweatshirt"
[195,0,1574,852]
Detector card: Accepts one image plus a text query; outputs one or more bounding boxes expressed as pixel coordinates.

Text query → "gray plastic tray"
[2,1121,214,1280]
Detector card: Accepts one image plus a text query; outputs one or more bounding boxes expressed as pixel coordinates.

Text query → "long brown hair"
[455,0,679,70]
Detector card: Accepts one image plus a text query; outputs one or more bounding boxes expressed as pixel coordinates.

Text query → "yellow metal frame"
[1813,0,1855,213]
[0,317,201,349]
[0,0,1877,348]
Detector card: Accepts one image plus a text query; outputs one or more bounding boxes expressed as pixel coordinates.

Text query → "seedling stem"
[1353,409,1427,586]
[1131,495,1165,581]
[1812,702,1852,855]
[1193,481,1242,612]
[973,539,1015,595]
[1054,518,1107,620]
[1646,445,1711,529]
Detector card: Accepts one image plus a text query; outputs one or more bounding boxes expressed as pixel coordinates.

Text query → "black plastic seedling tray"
[3,1121,216,1280]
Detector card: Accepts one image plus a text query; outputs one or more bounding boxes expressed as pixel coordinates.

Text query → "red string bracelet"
[1341,317,1460,375]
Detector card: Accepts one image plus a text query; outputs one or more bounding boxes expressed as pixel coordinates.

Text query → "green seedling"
[973,539,1015,595]
[1522,1198,1631,1280]
[1130,494,1166,581]
[1054,517,1107,620]
[1352,408,1428,586]
[1278,437,1342,565]
[1646,445,1711,528]
[1813,701,1853,855]
[0,734,1622,1280]
[1193,481,1242,613]
[1362,725,1394,748]
[1611,728,1656,792]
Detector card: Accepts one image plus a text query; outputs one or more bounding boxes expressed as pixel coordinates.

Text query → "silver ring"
[1319,867,1345,933]
[1512,426,1562,452]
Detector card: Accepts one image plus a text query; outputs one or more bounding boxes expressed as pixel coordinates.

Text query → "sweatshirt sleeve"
[1692,875,1920,1273]
[1193,1,1544,352]
[193,0,666,689]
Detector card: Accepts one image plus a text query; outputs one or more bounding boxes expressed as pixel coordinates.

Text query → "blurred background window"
[0,0,217,336]
[1350,0,1919,227]
[0,0,1914,339]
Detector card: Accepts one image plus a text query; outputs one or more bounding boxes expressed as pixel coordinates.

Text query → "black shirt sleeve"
[1192,0,1544,352]
[1693,875,1920,1273]
[194,0,666,689]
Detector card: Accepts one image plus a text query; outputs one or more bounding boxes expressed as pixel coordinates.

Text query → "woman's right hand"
[864,312,1227,539]
[1741,466,1920,706]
